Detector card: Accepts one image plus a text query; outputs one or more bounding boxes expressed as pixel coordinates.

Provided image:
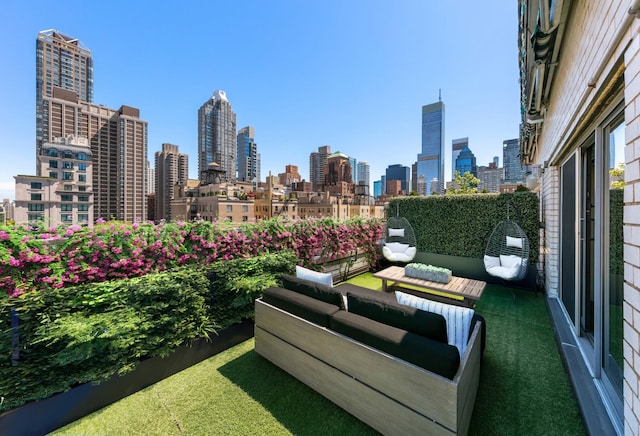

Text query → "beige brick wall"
[529,1,640,433]
[625,22,640,436]
[540,166,559,298]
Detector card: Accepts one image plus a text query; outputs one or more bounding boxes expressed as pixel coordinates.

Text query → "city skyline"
[0,2,520,202]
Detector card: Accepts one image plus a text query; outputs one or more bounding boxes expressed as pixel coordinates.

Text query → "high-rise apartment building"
[146,160,155,195]
[477,162,502,193]
[14,135,94,225]
[503,138,526,182]
[356,161,370,188]
[36,30,93,164]
[309,145,331,191]
[32,29,147,223]
[417,101,445,195]
[198,90,237,182]
[155,143,188,221]
[237,126,259,184]
[385,164,410,195]
[39,89,147,221]
[454,145,477,177]
[451,138,468,179]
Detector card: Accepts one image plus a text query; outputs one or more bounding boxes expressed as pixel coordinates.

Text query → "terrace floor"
[54,273,585,435]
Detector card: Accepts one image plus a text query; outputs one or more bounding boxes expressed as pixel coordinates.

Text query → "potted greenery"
[404,263,452,283]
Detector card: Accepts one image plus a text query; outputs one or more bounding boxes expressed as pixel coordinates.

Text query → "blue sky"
[0,1,521,201]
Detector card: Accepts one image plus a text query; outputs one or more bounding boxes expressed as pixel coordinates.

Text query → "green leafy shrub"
[0,252,297,411]
[207,251,297,327]
[387,192,539,264]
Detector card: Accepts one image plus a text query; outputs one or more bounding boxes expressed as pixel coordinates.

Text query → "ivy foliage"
[386,192,539,264]
[0,251,297,412]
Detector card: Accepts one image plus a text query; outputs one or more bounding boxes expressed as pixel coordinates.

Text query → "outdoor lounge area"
[0,193,598,434]
[49,273,584,435]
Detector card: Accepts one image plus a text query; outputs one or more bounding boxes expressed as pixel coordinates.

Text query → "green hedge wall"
[387,192,539,264]
[0,251,296,412]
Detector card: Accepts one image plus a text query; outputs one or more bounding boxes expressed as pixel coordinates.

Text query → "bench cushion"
[281,274,345,309]
[395,291,475,356]
[263,287,340,327]
[330,311,460,379]
[346,293,447,343]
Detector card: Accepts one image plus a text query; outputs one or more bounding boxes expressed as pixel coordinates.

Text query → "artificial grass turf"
[54,338,376,435]
[55,273,584,435]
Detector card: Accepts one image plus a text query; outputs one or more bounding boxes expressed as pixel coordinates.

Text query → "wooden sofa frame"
[254,298,482,435]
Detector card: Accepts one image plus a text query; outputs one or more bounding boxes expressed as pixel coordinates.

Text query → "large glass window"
[60,194,73,202]
[31,182,42,189]
[605,114,624,401]
[49,160,58,168]
[61,204,73,212]
[28,204,44,212]
[31,194,42,201]
[62,172,73,181]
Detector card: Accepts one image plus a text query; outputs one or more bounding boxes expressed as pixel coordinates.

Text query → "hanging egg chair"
[483,203,530,281]
[382,205,417,263]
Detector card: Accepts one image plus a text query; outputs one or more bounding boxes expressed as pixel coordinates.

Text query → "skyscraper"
[33,29,147,222]
[503,139,526,182]
[349,157,357,183]
[356,161,370,188]
[155,143,188,221]
[385,164,410,195]
[454,146,477,177]
[417,101,445,195]
[38,84,147,222]
[237,126,259,184]
[309,145,331,191]
[198,90,237,182]
[451,138,468,179]
[36,29,93,170]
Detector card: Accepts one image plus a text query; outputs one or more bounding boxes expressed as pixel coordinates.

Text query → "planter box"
[405,265,452,283]
[0,319,254,436]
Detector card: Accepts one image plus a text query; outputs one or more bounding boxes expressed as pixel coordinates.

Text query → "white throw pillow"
[388,228,405,238]
[295,265,333,287]
[483,255,501,270]
[506,236,523,248]
[395,291,474,356]
[499,254,522,269]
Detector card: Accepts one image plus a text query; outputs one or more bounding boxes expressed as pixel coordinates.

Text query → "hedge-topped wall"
[387,192,539,264]
[0,252,296,412]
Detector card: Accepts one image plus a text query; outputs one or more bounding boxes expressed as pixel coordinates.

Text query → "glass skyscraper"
[417,101,445,195]
[237,126,259,185]
[454,146,477,177]
[451,138,468,178]
[503,138,526,182]
[385,164,411,194]
[198,90,237,182]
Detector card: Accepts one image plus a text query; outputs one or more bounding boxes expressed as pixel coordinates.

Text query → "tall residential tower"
[198,90,237,182]
[36,29,93,170]
[155,143,188,221]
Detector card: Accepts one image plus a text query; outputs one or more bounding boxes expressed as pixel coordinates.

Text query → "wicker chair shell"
[484,219,530,281]
[385,216,417,247]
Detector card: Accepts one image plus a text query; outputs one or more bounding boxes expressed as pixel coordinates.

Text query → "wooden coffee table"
[373,265,486,308]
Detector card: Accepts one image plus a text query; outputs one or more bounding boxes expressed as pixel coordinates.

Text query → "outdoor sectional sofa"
[254,274,484,435]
